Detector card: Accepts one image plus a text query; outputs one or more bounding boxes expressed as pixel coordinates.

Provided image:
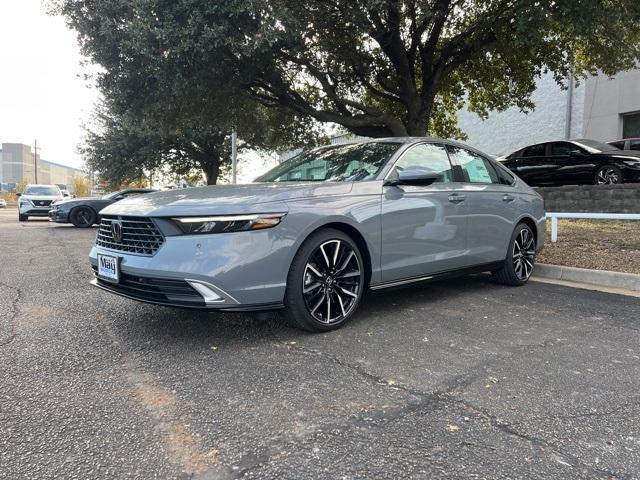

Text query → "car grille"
[96,215,165,256]
[32,200,52,207]
[92,266,205,307]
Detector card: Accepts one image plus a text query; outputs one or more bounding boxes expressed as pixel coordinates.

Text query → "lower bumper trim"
[90,278,284,312]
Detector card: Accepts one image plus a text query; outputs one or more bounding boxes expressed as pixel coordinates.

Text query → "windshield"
[102,190,124,199]
[573,139,616,153]
[257,142,401,183]
[23,186,61,196]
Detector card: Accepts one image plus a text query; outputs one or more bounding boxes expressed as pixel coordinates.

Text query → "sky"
[0,0,99,169]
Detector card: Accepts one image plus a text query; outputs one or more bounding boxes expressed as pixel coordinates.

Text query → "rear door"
[449,146,520,265]
[513,143,549,186]
[380,142,469,282]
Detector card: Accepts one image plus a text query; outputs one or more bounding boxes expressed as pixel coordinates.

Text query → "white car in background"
[17,184,64,221]
[0,198,7,208]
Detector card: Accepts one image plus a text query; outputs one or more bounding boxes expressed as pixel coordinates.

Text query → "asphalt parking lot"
[1,207,639,480]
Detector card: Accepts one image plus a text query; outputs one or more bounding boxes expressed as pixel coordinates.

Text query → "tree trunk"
[200,157,220,185]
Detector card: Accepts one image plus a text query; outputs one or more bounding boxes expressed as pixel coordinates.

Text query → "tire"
[18,214,28,222]
[595,165,623,185]
[285,228,365,332]
[70,206,96,228]
[492,222,536,286]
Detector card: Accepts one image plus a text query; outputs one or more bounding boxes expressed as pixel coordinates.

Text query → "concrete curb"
[533,263,640,292]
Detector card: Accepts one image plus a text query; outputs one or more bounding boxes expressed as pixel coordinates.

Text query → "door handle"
[448,193,466,203]
[502,194,515,202]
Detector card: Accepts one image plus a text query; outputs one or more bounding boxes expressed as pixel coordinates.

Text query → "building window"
[622,112,640,139]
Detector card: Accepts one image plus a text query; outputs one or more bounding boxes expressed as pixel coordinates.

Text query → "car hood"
[101,182,354,217]
[53,197,101,206]
[604,150,640,160]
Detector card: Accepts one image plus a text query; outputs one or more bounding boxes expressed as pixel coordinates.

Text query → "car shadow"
[110,273,505,349]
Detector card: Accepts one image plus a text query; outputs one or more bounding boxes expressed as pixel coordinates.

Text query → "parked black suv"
[500,139,640,186]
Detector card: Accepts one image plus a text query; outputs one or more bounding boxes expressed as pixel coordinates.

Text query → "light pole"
[231,130,237,184]
[34,139,38,183]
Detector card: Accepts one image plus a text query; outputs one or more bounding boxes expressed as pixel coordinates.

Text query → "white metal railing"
[546,212,640,242]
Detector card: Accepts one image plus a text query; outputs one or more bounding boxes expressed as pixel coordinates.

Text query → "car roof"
[329,136,493,157]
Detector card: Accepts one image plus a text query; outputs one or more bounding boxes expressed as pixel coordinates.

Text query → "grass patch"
[538,219,640,274]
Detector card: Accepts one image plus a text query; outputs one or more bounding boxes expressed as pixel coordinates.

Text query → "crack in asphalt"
[220,341,625,480]
[455,398,623,480]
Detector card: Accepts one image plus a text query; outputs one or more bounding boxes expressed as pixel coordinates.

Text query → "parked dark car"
[608,138,640,151]
[49,188,155,227]
[500,139,640,186]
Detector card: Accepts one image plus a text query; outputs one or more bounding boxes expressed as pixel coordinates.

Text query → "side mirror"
[16,192,22,197]
[385,166,441,187]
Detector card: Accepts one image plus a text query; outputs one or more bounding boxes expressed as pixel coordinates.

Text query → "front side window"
[550,142,575,156]
[392,143,453,183]
[23,185,61,196]
[257,142,401,183]
[630,140,640,151]
[522,144,546,157]
[608,141,625,150]
[453,147,500,184]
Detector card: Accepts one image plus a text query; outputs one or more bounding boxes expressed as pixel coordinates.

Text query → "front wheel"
[70,207,96,228]
[285,229,365,332]
[595,165,623,185]
[492,223,536,286]
[18,214,28,222]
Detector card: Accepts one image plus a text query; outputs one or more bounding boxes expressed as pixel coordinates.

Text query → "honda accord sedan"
[90,138,545,332]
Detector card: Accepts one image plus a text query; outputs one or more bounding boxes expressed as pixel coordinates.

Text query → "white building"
[458,69,640,156]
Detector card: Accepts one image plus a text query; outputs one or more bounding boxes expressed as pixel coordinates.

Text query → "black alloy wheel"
[286,229,365,332]
[70,207,96,228]
[492,223,536,286]
[595,165,622,185]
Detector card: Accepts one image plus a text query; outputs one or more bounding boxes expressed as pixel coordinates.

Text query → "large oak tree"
[58,0,640,159]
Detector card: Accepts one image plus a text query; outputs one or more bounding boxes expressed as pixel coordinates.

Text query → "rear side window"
[451,147,500,184]
[522,144,546,157]
[493,162,516,185]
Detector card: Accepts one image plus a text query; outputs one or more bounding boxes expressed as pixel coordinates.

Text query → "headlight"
[20,199,33,207]
[172,213,287,234]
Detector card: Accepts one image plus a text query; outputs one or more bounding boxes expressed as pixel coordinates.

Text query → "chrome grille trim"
[96,215,164,256]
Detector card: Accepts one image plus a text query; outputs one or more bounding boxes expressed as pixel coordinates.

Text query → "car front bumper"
[48,207,69,223]
[88,227,296,310]
[20,208,51,217]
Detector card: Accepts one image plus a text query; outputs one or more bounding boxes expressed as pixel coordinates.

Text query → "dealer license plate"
[97,254,120,283]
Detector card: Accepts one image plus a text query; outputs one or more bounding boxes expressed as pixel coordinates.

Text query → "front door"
[380,143,469,283]
[547,141,593,185]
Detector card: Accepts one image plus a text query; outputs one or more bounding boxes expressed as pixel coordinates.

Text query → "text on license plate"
[97,254,120,282]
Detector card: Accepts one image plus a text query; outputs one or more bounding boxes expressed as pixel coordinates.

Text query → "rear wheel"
[285,229,365,332]
[18,214,28,222]
[492,223,536,286]
[70,207,96,228]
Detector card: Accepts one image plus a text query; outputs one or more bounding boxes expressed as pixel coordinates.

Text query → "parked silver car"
[90,138,545,331]
[18,184,64,221]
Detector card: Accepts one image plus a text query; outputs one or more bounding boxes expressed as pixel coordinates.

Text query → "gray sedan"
[89,138,545,332]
